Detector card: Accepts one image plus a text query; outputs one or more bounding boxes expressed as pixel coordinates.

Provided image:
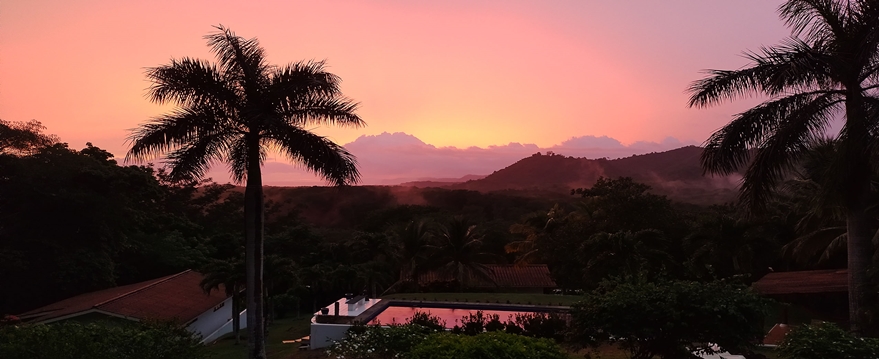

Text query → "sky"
[0,0,793,185]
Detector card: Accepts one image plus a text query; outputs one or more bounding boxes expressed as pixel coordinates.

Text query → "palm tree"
[200,257,245,344]
[688,0,879,333]
[428,216,499,291]
[683,208,779,279]
[384,220,432,294]
[127,26,364,358]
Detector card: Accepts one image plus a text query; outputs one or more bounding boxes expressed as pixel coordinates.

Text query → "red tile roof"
[418,264,557,288]
[19,270,227,324]
[763,323,792,345]
[752,269,848,296]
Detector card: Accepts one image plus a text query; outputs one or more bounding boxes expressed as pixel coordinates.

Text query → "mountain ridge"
[398,146,740,205]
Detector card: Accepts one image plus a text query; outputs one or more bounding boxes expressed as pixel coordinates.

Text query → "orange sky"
[1,0,789,161]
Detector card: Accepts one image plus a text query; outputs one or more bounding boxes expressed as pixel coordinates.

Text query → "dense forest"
[0,119,861,321]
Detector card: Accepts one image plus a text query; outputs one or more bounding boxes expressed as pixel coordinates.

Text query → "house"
[416,264,557,293]
[17,269,246,343]
[752,269,848,296]
[752,269,849,342]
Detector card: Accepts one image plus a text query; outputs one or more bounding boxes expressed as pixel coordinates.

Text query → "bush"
[408,331,568,359]
[327,324,436,359]
[407,311,446,332]
[512,312,567,341]
[778,322,879,359]
[570,278,770,359]
[0,320,206,359]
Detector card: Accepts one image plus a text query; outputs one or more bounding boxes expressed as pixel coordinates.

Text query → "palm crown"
[127,26,364,185]
[688,0,879,209]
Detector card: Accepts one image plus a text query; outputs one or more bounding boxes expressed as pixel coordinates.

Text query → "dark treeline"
[0,119,866,325]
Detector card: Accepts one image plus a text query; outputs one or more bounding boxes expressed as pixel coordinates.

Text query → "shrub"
[327,324,436,359]
[484,314,504,332]
[0,320,206,359]
[460,311,487,335]
[407,311,446,332]
[778,322,879,359]
[512,312,567,341]
[570,278,770,359]
[408,331,567,359]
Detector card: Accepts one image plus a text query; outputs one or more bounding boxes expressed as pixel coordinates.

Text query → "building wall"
[310,322,351,349]
[186,296,237,340]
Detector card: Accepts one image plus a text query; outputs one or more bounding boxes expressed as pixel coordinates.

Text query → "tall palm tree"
[383,220,432,294]
[200,257,245,344]
[428,216,499,291]
[127,26,363,358]
[688,0,879,333]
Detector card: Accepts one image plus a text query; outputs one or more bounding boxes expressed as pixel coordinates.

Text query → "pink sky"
[0,1,792,184]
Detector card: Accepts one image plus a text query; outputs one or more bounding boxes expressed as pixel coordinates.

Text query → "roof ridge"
[92,270,192,309]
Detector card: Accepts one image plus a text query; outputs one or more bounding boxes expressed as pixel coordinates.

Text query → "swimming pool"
[369,305,533,328]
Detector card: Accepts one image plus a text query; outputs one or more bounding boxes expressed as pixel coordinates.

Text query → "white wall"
[200,308,248,344]
[309,322,352,349]
[187,297,249,343]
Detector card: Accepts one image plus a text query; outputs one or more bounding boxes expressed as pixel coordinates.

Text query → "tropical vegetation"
[688,0,879,334]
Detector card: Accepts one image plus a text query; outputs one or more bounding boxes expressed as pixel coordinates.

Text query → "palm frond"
[688,39,835,108]
[145,57,239,109]
[737,93,840,209]
[779,0,847,43]
[126,106,236,162]
[226,139,248,183]
[205,25,269,85]
[268,61,343,98]
[280,95,364,128]
[701,91,841,176]
[263,124,360,186]
[164,132,230,181]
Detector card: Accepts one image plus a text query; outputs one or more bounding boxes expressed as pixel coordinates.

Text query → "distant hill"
[399,174,487,187]
[400,146,741,205]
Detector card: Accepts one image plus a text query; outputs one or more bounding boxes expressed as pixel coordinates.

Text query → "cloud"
[205,132,698,186]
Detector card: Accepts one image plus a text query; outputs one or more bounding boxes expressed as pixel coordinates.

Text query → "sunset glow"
[1,0,790,182]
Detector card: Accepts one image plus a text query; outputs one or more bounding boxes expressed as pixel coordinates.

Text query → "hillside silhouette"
[403,146,740,204]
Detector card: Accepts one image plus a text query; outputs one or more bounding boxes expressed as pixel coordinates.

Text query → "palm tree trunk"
[245,144,266,359]
[847,203,872,336]
[844,92,874,336]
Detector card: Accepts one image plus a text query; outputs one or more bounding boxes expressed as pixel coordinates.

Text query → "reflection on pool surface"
[369,306,531,328]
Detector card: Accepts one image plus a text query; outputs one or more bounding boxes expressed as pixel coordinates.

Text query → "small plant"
[778,322,879,359]
[408,331,567,359]
[407,311,446,332]
[513,312,568,341]
[460,311,487,335]
[484,314,504,332]
[328,324,432,359]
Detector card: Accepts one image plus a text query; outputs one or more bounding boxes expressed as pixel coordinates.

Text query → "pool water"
[369,306,532,328]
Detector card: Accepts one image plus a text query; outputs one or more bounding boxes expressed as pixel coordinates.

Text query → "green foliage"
[407,331,567,359]
[327,324,435,359]
[512,312,567,342]
[572,176,679,234]
[0,119,58,156]
[778,322,879,359]
[407,311,446,332]
[0,321,206,359]
[570,278,770,359]
[0,143,211,314]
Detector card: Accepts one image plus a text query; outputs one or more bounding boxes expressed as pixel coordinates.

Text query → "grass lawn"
[381,292,582,307]
[203,315,324,359]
